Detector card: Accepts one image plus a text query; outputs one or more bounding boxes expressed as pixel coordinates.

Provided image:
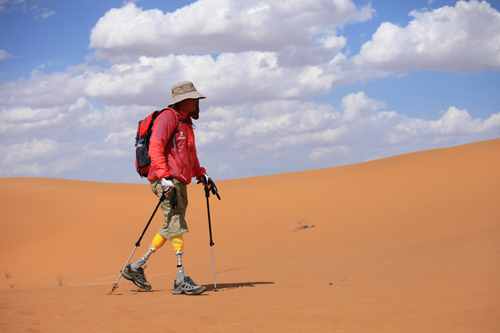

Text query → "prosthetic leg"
[171,234,205,295]
[172,235,185,283]
[129,234,185,284]
[129,233,166,271]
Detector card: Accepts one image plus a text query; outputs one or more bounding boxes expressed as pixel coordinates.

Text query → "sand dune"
[1,139,499,332]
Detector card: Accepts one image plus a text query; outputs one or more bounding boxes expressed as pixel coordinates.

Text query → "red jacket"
[147,108,206,184]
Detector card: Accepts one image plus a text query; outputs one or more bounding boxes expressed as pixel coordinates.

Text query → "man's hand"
[161,177,174,193]
[198,174,220,199]
[199,174,211,187]
[199,174,214,191]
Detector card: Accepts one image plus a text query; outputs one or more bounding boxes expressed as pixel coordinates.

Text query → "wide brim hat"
[168,81,206,106]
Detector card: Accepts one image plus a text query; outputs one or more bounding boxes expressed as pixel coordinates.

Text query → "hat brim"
[168,91,206,106]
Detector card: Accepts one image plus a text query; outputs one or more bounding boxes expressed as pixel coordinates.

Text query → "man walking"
[123,81,215,295]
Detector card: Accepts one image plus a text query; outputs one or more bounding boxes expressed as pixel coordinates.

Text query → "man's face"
[177,98,199,114]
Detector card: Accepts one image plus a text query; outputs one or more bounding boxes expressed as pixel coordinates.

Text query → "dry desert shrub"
[57,273,65,287]
[293,218,315,231]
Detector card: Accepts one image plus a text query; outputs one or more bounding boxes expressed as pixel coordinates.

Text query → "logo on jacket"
[178,131,186,140]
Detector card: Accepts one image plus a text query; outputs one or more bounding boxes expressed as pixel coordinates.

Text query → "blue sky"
[1,0,499,183]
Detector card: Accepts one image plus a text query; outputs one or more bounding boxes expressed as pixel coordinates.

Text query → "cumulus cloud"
[4,0,498,113]
[193,92,500,178]
[0,52,341,107]
[0,98,95,140]
[341,91,387,121]
[0,95,154,180]
[0,138,81,177]
[89,0,373,64]
[352,0,500,73]
[0,69,89,107]
[1,87,499,181]
[5,1,370,111]
[0,138,60,165]
[394,106,500,140]
[0,97,153,144]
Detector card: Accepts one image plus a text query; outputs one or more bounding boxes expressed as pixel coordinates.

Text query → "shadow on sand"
[107,282,275,295]
[204,281,274,292]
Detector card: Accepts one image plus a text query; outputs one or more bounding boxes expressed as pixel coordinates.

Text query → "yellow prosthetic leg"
[151,233,167,250]
[172,235,184,253]
[130,233,167,271]
[172,235,185,283]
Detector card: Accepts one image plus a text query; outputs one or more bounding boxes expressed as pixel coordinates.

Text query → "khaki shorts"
[150,178,189,240]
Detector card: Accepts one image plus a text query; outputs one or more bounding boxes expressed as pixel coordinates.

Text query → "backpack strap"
[167,107,193,134]
[164,108,193,148]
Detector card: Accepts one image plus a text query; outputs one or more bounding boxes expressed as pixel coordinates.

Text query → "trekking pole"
[110,191,167,293]
[204,182,221,291]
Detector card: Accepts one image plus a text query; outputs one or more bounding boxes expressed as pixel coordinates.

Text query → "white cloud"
[308,145,350,161]
[192,92,500,178]
[34,9,55,20]
[395,106,500,138]
[83,145,130,159]
[341,91,386,121]
[89,0,373,64]
[81,128,137,162]
[0,138,81,176]
[352,0,500,73]
[0,69,89,107]
[0,1,54,18]
[1,88,498,181]
[1,0,499,182]
[0,98,152,179]
[0,52,341,107]
[50,157,82,174]
[0,138,59,165]
[0,98,96,140]
[0,0,24,11]
[3,1,497,113]
[216,163,233,174]
[0,49,12,60]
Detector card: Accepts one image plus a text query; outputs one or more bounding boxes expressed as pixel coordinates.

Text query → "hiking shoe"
[122,265,151,290]
[172,276,206,295]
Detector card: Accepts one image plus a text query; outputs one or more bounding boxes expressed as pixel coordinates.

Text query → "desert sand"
[1,138,499,332]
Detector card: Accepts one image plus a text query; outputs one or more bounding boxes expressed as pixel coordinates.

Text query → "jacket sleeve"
[149,111,176,179]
